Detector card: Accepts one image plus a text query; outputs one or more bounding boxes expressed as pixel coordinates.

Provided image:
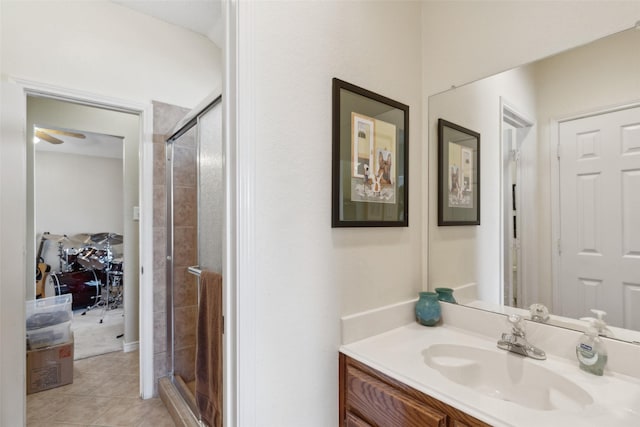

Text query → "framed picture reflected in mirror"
[438,119,480,226]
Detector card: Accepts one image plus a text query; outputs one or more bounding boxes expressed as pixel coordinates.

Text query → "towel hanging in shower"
[195,270,222,427]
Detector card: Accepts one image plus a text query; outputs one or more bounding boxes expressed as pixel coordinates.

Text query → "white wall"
[428,67,537,304]
[241,2,423,425]
[1,0,221,108]
[421,1,640,97]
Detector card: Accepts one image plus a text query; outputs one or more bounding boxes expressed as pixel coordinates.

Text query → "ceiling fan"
[34,127,87,145]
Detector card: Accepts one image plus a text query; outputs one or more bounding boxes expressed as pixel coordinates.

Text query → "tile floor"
[27,350,175,427]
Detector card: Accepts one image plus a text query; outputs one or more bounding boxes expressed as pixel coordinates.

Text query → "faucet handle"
[529,303,550,323]
[507,314,526,336]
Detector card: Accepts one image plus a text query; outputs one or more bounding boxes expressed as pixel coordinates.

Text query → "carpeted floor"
[71,306,124,360]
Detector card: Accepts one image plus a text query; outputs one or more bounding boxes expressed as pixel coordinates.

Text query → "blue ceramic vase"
[435,287,457,304]
[415,292,441,326]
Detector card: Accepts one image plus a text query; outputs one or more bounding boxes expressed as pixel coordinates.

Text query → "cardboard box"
[26,336,74,394]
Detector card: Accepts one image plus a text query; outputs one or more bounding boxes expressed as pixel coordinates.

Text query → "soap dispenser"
[575,309,609,376]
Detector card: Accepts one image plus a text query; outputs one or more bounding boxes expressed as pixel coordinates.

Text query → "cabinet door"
[347,365,447,427]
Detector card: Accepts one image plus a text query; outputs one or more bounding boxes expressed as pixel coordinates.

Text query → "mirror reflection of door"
[502,124,519,307]
[501,103,534,309]
[557,105,640,329]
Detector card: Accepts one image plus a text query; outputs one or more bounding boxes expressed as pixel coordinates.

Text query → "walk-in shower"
[163,95,223,425]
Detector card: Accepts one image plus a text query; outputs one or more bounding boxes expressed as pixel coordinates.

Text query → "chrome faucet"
[497,314,546,360]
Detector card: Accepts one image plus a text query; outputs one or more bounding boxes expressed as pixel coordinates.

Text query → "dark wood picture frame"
[438,119,480,226]
[332,78,409,227]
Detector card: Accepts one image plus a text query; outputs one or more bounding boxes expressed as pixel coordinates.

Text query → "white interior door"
[558,106,640,329]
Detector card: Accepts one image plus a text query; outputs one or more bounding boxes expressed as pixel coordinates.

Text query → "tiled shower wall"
[152,101,194,394]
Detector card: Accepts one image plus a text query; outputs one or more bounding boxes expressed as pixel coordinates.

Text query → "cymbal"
[42,233,67,243]
[68,233,93,245]
[91,232,123,245]
[90,232,109,243]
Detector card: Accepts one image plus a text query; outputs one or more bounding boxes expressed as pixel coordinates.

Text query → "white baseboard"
[123,340,139,353]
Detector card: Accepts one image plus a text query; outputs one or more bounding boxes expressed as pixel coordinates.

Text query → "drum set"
[43,232,124,316]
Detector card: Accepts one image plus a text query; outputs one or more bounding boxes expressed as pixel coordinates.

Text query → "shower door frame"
[165,95,222,419]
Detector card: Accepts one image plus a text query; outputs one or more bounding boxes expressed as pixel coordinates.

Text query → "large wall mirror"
[428,26,640,343]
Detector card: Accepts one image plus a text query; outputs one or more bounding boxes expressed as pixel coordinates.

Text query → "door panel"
[576,173,600,254]
[559,106,640,329]
[622,170,640,256]
[198,102,223,273]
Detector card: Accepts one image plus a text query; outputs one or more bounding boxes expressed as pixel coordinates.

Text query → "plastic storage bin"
[26,294,72,330]
[26,320,72,350]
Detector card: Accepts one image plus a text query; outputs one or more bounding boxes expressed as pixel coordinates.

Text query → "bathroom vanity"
[340,352,489,426]
[339,303,640,427]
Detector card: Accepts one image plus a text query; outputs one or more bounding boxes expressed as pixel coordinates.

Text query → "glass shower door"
[166,96,222,422]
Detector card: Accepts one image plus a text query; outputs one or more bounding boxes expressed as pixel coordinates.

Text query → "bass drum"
[46,270,101,309]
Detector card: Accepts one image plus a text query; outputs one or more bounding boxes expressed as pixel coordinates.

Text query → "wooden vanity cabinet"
[339,353,491,427]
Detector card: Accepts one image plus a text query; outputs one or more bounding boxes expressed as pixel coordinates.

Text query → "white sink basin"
[423,344,594,411]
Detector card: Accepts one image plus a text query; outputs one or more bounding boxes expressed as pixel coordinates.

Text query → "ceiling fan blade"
[35,130,63,145]
[40,128,86,139]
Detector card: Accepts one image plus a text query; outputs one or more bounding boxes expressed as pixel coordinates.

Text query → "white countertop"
[340,323,640,427]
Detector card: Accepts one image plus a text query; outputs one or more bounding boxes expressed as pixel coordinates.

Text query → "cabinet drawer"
[347,364,447,427]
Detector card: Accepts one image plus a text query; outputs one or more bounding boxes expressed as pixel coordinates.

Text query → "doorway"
[31,115,127,359]
[1,81,155,422]
[27,94,140,357]
[501,100,534,308]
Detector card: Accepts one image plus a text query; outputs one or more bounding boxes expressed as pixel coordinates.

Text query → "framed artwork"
[437,119,480,226]
[332,78,409,227]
